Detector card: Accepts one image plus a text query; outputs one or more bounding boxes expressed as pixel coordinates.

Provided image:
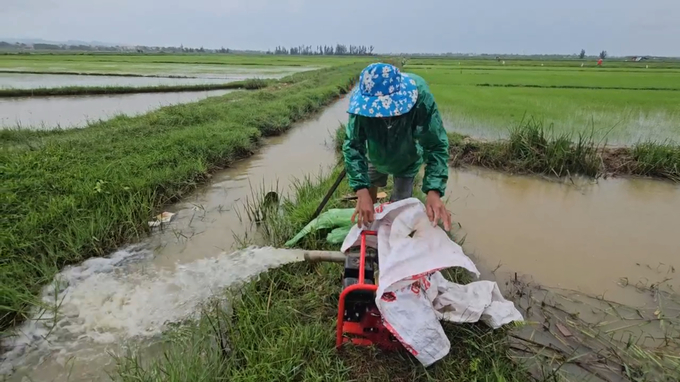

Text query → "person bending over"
[342,62,451,230]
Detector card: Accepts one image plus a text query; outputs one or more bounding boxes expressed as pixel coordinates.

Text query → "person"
[342,62,451,231]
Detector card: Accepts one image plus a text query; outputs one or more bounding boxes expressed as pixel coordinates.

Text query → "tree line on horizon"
[269,44,375,56]
[578,49,608,60]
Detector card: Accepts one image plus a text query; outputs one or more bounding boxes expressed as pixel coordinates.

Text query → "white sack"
[341,198,523,367]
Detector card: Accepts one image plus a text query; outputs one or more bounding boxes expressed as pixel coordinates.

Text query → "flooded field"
[0,72,238,89]
[0,99,348,381]
[0,89,233,129]
[0,62,315,78]
[446,169,680,306]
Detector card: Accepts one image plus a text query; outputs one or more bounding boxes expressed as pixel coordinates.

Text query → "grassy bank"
[0,64,362,331]
[0,79,269,98]
[115,167,525,382]
[0,69,197,78]
[446,121,680,181]
[333,121,680,181]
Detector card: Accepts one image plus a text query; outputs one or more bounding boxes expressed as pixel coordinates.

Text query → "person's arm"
[342,114,370,192]
[417,91,449,197]
[342,115,375,227]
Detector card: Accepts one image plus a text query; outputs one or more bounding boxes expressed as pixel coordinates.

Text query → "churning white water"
[0,246,304,380]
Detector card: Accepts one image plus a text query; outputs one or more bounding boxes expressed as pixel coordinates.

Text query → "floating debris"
[148,211,176,227]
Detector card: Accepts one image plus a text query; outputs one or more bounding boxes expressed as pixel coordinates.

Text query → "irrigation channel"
[2,98,679,381]
[0,90,233,129]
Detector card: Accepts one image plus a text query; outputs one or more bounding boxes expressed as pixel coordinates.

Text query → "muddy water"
[0,89,232,129]
[446,169,680,305]
[0,72,236,89]
[0,98,349,381]
[146,99,347,268]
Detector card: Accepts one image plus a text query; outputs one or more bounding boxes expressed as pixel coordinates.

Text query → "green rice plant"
[631,141,680,181]
[414,64,680,145]
[334,123,347,154]
[241,78,270,90]
[447,119,603,178]
[505,118,602,177]
[476,83,680,91]
[0,81,269,98]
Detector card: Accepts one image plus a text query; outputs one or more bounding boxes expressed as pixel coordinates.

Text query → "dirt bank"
[0,79,268,98]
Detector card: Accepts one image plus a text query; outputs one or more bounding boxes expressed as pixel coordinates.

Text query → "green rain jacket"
[342,73,449,196]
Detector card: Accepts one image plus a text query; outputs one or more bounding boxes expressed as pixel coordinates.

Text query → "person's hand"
[425,190,451,231]
[351,188,374,228]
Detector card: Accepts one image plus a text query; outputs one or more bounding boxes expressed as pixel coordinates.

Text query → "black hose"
[308,168,347,224]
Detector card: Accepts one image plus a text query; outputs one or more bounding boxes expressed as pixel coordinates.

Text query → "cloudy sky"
[1,0,678,56]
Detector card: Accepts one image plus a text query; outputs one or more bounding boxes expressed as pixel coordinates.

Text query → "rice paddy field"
[1,53,679,382]
[0,54,366,76]
[406,59,680,144]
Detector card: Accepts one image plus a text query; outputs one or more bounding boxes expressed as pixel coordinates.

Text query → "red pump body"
[335,230,400,350]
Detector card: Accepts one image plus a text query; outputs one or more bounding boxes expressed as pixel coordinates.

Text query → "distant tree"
[579,49,586,59]
[599,50,608,59]
[271,43,374,56]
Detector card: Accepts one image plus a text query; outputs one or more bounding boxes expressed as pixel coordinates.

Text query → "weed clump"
[631,141,680,181]
[447,119,680,181]
[241,78,270,90]
[505,119,602,177]
[448,119,603,178]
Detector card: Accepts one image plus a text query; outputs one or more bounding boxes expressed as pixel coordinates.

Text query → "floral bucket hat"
[347,62,418,118]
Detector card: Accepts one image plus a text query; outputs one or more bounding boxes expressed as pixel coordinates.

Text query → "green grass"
[0,54,375,76]
[446,121,680,181]
[630,141,680,181]
[407,62,680,145]
[0,64,363,332]
[0,79,270,97]
[115,167,525,382]
[413,67,680,89]
[483,119,602,177]
[405,57,680,70]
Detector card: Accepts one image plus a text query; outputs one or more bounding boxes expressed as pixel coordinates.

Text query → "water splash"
[0,246,304,378]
